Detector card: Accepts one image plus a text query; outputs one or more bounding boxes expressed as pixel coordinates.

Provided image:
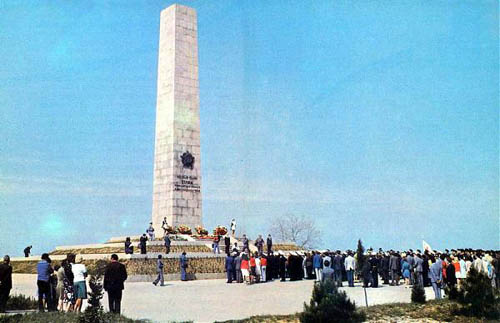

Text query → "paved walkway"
[11,274,437,322]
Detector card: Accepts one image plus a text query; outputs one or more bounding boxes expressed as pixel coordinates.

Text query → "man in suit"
[369,254,380,288]
[104,254,128,314]
[266,234,273,254]
[180,252,188,281]
[429,256,442,299]
[312,251,323,282]
[406,251,415,285]
[333,251,344,287]
[163,234,171,254]
[321,260,334,283]
[0,255,12,313]
[414,252,424,287]
[224,235,231,256]
[389,252,400,286]
[225,253,235,283]
[139,234,148,254]
[152,255,164,286]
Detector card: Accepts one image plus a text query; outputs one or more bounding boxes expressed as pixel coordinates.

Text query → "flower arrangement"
[195,225,209,236]
[213,225,228,236]
[166,225,177,234]
[176,225,192,235]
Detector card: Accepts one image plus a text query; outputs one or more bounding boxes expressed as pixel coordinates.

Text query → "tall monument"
[152,4,202,232]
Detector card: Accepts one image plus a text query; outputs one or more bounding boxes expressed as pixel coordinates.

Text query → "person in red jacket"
[240,253,249,283]
[249,254,257,284]
[260,255,268,282]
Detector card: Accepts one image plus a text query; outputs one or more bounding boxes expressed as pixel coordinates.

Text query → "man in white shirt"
[344,251,356,287]
[71,257,88,312]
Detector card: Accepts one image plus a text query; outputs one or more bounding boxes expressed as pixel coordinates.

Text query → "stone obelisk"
[152,4,202,232]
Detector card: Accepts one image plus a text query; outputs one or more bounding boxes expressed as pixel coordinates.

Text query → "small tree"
[301,280,365,323]
[355,239,365,275]
[79,260,107,323]
[270,214,321,249]
[456,267,499,319]
[411,283,426,304]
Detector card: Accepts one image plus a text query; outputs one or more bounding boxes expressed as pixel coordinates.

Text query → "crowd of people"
[1,217,498,316]
[0,252,128,314]
[222,246,500,301]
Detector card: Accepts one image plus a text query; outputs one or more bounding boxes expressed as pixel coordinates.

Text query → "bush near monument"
[5,294,37,310]
[300,280,365,323]
[411,283,426,304]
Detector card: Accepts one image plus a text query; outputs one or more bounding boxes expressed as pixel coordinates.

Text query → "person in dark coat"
[234,253,242,283]
[333,251,343,287]
[163,234,171,254]
[124,237,133,254]
[380,253,390,284]
[279,254,287,282]
[369,254,380,287]
[224,235,231,256]
[139,234,148,254]
[445,257,457,288]
[0,255,12,313]
[362,259,371,287]
[266,234,272,254]
[242,234,249,252]
[225,254,235,283]
[422,252,430,287]
[24,246,32,258]
[389,252,401,286]
[104,254,128,314]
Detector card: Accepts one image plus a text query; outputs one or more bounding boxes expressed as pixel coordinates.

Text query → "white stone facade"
[152,4,202,232]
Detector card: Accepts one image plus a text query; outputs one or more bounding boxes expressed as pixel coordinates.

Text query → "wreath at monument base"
[213,225,228,236]
[176,225,192,235]
[195,225,209,236]
[166,225,177,234]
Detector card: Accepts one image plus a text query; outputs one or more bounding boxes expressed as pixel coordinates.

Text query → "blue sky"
[0,1,498,256]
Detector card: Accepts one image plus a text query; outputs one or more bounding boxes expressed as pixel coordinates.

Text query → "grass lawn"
[217,299,498,323]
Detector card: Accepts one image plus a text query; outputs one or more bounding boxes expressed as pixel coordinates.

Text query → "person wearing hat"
[0,255,12,313]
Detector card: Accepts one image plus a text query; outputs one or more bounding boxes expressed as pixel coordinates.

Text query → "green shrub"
[411,283,426,304]
[456,267,499,319]
[300,280,365,323]
[5,294,37,310]
[355,240,365,276]
[79,260,107,323]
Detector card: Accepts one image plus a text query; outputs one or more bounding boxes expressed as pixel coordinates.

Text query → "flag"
[422,240,434,254]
